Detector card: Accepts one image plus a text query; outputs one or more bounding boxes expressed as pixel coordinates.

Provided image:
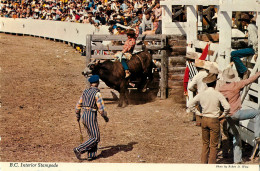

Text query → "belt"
[82,106,97,111]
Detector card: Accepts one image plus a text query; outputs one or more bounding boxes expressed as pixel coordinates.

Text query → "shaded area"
[97,142,138,159]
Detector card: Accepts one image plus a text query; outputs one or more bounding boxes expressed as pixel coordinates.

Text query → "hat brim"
[185,56,196,60]
[202,74,218,83]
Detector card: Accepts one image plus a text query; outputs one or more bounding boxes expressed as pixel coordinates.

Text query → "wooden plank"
[168,80,183,88]
[243,100,259,109]
[86,35,92,65]
[169,67,186,72]
[91,54,162,60]
[197,33,219,42]
[248,90,258,98]
[169,57,186,65]
[251,83,260,92]
[91,34,165,41]
[91,45,163,51]
[168,74,184,80]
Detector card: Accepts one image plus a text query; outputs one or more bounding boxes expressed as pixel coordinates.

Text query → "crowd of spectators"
[0,0,162,34]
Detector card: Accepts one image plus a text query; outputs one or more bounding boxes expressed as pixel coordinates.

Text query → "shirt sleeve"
[123,39,136,53]
[199,44,209,60]
[75,96,83,118]
[237,71,260,89]
[218,92,230,115]
[95,92,105,114]
[135,25,139,38]
[188,94,201,115]
[183,66,189,92]
[188,74,197,92]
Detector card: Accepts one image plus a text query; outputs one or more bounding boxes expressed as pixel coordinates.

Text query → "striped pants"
[76,109,100,158]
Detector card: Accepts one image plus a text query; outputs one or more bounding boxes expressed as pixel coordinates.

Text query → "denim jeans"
[231,109,260,163]
[231,48,255,74]
[121,59,129,70]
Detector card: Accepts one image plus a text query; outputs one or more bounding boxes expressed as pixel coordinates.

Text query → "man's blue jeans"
[121,59,129,70]
[231,109,260,163]
[231,48,255,74]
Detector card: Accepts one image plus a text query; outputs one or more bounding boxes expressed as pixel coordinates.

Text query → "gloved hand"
[101,111,109,122]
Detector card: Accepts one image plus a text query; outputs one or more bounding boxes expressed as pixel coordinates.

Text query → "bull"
[82,48,154,107]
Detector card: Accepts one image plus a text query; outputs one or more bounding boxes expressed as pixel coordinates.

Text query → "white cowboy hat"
[194,59,211,70]
[185,52,199,60]
[222,67,240,83]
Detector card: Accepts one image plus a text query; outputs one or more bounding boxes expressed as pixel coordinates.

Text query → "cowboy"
[73,75,109,160]
[231,13,258,80]
[188,59,218,126]
[114,28,139,78]
[218,68,260,164]
[188,73,230,164]
[183,43,211,97]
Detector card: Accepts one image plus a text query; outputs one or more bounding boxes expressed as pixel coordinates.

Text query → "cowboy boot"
[125,70,131,78]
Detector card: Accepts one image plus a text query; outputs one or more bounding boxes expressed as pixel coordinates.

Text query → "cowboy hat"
[126,29,135,35]
[202,73,218,83]
[185,52,198,60]
[194,59,211,70]
[238,13,254,23]
[222,67,240,83]
[208,62,219,74]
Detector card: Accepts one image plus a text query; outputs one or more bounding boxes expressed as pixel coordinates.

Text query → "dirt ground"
[0,33,258,164]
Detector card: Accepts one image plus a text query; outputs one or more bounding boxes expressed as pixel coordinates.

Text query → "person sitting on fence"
[218,67,260,164]
[114,28,139,78]
[231,13,258,80]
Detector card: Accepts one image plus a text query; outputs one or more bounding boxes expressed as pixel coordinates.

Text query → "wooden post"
[257,11,260,109]
[160,35,168,99]
[86,34,92,66]
[161,4,172,34]
[186,5,198,52]
[85,34,92,87]
[218,6,232,70]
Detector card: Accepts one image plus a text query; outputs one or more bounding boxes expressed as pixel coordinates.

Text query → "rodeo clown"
[114,25,140,78]
[73,75,109,160]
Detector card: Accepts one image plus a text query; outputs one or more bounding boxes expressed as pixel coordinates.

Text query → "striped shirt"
[75,87,105,115]
[187,62,198,80]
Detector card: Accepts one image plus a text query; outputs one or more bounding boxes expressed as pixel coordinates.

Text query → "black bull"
[82,50,155,107]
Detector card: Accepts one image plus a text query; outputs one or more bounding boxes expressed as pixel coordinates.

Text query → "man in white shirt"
[188,73,230,164]
[188,59,218,126]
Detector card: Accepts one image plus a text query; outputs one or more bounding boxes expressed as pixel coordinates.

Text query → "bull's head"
[82,59,100,77]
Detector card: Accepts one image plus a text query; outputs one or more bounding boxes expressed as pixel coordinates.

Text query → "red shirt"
[122,25,139,53]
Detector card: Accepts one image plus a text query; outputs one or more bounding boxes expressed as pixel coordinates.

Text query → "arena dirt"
[0,33,258,164]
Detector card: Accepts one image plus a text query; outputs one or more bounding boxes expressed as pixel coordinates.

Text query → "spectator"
[231,13,258,80]
[0,0,161,33]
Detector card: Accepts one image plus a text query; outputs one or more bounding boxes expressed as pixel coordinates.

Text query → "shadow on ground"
[97,142,138,159]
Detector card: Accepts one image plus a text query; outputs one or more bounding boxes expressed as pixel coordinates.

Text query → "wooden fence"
[85,34,168,99]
